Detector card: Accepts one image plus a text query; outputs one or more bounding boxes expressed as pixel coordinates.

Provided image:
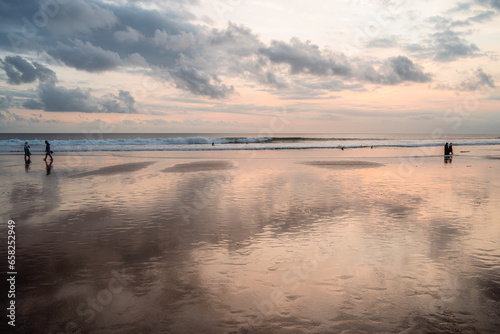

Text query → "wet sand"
[69,161,155,178]
[1,147,500,333]
[300,160,384,169]
[163,160,236,173]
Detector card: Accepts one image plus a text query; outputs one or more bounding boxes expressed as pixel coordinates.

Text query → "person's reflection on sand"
[444,155,453,164]
[25,161,31,172]
[45,159,53,175]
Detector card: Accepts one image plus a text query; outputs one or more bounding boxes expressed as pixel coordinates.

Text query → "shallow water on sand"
[1,147,500,333]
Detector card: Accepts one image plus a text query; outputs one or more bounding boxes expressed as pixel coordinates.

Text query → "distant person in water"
[43,140,53,162]
[24,141,31,163]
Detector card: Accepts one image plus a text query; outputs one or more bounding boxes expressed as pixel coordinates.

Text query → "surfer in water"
[43,140,53,162]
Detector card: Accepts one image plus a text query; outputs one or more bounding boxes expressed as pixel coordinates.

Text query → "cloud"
[114,26,144,43]
[447,2,473,13]
[48,40,122,72]
[208,22,263,57]
[0,56,56,85]
[169,65,234,99]
[362,56,431,85]
[476,0,500,10]
[263,71,288,89]
[0,94,12,111]
[44,0,118,36]
[23,98,44,110]
[259,38,351,76]
[153,30,197,51]
[100,90,137,114]
[435,68,495,91]
[431,30,480,62]
[450,10,496,27]
[366,36,398,48]
[36,81,99,113]
[406,28,481,62]
[25,81,140,113]
[475,68,496,88]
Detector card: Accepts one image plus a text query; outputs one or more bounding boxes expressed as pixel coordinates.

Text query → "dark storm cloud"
[0,55,56,84]
[47,40,123,72]
[259,38,351,76]
[170,65,234,99]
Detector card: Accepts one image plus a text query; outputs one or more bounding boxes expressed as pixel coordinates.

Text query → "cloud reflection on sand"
[69,161,155,178]
[300,160,384,169]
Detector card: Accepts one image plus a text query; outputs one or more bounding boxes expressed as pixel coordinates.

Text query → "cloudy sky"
[0,0,499,133]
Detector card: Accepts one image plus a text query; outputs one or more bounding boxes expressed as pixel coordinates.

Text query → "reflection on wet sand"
[162,160,236,173]
[300,160,384,169]
[2,150,499,333]
[69,161,155,178]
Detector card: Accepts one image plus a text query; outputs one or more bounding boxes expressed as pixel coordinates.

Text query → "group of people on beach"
[444,142,454,155]
[23,140,53,164]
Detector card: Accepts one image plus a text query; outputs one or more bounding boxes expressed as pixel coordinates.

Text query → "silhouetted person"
[444,142,449,155]
[449,143,453,155]
[43,140,53,162]
[24,141,31,163]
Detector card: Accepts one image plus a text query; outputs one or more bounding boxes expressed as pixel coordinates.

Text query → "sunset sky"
[0,0,499,133]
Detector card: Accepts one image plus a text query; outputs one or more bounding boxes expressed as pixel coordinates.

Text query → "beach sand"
[1,146,500,333]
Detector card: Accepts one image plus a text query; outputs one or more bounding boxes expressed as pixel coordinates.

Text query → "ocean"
[1,133,500,153]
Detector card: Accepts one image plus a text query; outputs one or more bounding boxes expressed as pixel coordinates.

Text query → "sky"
[0,0,499,134]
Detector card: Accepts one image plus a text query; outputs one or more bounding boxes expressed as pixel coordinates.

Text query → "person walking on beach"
[444,142,449,155]
[24,141,31,163]
[43,140,53,162]
[449,143,453,155]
